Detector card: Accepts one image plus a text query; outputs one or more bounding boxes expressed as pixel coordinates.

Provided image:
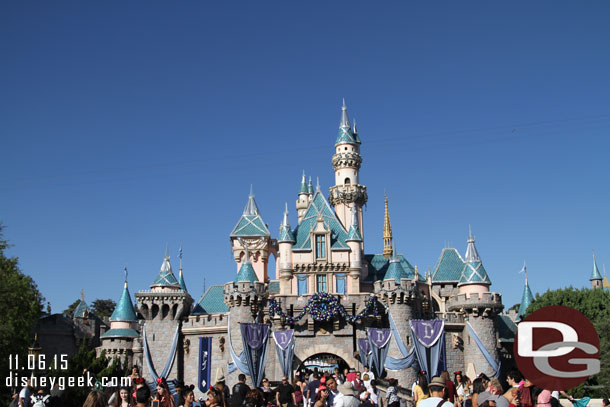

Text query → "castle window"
[297,274,308,296]
[344,178,350,185]
[316,275,327,292]
[335,274,346,294]
[315,235,326,259]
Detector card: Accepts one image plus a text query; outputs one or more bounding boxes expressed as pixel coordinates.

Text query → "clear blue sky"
[2,1,609,313]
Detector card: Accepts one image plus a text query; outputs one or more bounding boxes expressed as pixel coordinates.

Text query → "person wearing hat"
[417,377,453,407]
[334,382,359,407]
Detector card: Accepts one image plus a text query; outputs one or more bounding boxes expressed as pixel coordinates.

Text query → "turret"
[277,203,295,294]
[328,100,367,234]
[99,268,140,366]
[591,251,603,289]
[178,246,187,292]
[373,243,418,388]
[346,206,363,293]
[296,172,310,223]
[448,228,502,378]
[230,186,273,282]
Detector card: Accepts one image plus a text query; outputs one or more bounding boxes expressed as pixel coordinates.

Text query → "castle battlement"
[447,291,503,314]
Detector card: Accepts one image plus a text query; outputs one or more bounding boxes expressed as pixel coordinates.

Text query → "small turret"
[297,172,310,223]
[278,204,295,295]
[151,245,181,292]
[591,251,603,289]
[308,177,314,196]
[346,206,363,293]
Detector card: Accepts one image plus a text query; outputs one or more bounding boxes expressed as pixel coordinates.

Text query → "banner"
[272,330,295,378]
[410,320,445,381]
[357,338,371,368]
[240,323,270,387]
[384,310,417,371]
[367,328,391,379]
[198,337,212,393]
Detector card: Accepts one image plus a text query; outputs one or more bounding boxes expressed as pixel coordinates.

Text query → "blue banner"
[198,337,212,393]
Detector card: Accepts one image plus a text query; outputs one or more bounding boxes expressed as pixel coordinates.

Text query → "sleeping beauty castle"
[90,102,519,395]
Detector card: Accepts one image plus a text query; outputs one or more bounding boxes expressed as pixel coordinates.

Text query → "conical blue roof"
[516,280,534,321]
[151,252,180,288]
[384,256,409,282]
[110,283,137,322]
[230,190,270,237]
[235,261,258,283]
[278,203,296,243]
[458,231,491,286]
[346,207,362,242]
[591,254,602,280]
[335,101,358,146]
[178,272,187,291]
[293,191,349,250]
[72,299,90,318]
[298,173,308,195]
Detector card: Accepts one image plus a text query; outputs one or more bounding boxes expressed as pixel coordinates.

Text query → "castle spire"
[346,205,363,242]
[243,185,260,216]
[591,251,603,281]
[278,203,296,243]
[178,245,187,291]
[458,227,491,287]
[517,266,534,321]
[335,99,357,145]
[110,267,138,322]
[464,225,480,262]
[383,194,393,259]
[308,177,314,194]
[299,171,308,195]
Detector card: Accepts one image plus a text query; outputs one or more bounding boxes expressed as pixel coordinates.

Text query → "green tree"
[526,287,610,398]
[91,299,116,318]
[0,224,45,404]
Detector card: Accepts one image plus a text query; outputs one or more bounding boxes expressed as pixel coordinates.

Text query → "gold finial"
[383,194,393,259]
[414,265,419,279]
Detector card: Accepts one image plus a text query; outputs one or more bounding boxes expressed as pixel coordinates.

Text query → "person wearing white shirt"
[418,377,453,407]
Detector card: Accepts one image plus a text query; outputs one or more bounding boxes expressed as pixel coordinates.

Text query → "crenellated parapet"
[373,278,419,304]
[447,291,504,317]
[135,290,194,320]
[332,151,362,171]
[328,184,368,207]
[223,281,267,309]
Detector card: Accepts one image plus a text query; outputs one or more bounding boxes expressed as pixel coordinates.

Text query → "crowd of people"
[11,365,606,407]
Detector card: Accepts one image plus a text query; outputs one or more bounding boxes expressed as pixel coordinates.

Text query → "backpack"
[30,394,50,407]
[294,389,303,404]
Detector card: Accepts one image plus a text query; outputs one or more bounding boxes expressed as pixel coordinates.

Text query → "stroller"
[570,397,590,407]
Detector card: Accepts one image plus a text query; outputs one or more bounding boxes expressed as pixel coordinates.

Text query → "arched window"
[344,178,351,185]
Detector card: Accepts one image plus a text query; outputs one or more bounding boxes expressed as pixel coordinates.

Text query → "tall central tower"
[328,101,367,238]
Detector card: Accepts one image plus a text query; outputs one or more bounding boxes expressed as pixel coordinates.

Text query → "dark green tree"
[0,225,45,404]
[526,287,610,398]
[91,299,116,318]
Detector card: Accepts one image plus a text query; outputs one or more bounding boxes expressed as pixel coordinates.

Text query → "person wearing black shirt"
[276,377,296,407]
[232,374,251,407]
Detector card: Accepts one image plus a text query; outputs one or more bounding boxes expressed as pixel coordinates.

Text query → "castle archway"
[297,353,350,374]
[294,343,358,373]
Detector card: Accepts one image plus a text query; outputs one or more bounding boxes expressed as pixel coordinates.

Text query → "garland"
[268,293,380,325]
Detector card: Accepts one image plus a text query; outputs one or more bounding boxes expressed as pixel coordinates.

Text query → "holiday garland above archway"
[268,292,380,324]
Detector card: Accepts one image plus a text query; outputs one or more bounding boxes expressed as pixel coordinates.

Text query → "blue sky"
[1,1,609,313]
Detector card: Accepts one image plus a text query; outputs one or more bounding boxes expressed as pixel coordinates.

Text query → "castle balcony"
[434,311,465,325]
[328,184,368,206]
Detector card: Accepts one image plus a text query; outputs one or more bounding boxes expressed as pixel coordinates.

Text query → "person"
[31,389,51,407]
[487,379,503,396]
[363,367,374,381]
[110,387,133,407]
[440,372,456,404]
[135,386,152,407]
[413,372,429,407]
[386,378,400,407]
[232,374,251,407]
[351,373,363,394]
[215,378,230,407]
[206,389,222,407]
[179,386,197,407]
[314,386,330,407]
[417,377,453,407]
[367,381,378,406]
[360,391,373,407]
[455,372,466,406]
[260,378,274,406]
[601,399,609,407]
[83,390,108,407]
[277,376,297,407]
[19,378,32,407]
[306,374,322,407]
[325,377,339,407]
[155,377,176,407]
[505,371,522,390]
[294,379,304,407]
[472,378,486,407]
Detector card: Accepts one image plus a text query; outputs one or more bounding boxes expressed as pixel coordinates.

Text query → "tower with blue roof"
[447,229,503,378]
[135,246,193,381]
[99,269,141,366]
[591,252,603,289]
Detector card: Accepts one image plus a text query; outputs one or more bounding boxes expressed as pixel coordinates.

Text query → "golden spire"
[383,194,393,258]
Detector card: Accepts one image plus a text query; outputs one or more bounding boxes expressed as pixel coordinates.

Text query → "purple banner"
[367,328,392,348]
[411,320,444,348]
[272,330,294,350]
[358,338,371,354]
[243,323,269,350]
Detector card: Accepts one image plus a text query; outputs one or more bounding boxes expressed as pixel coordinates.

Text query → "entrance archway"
[297,353,350,373]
